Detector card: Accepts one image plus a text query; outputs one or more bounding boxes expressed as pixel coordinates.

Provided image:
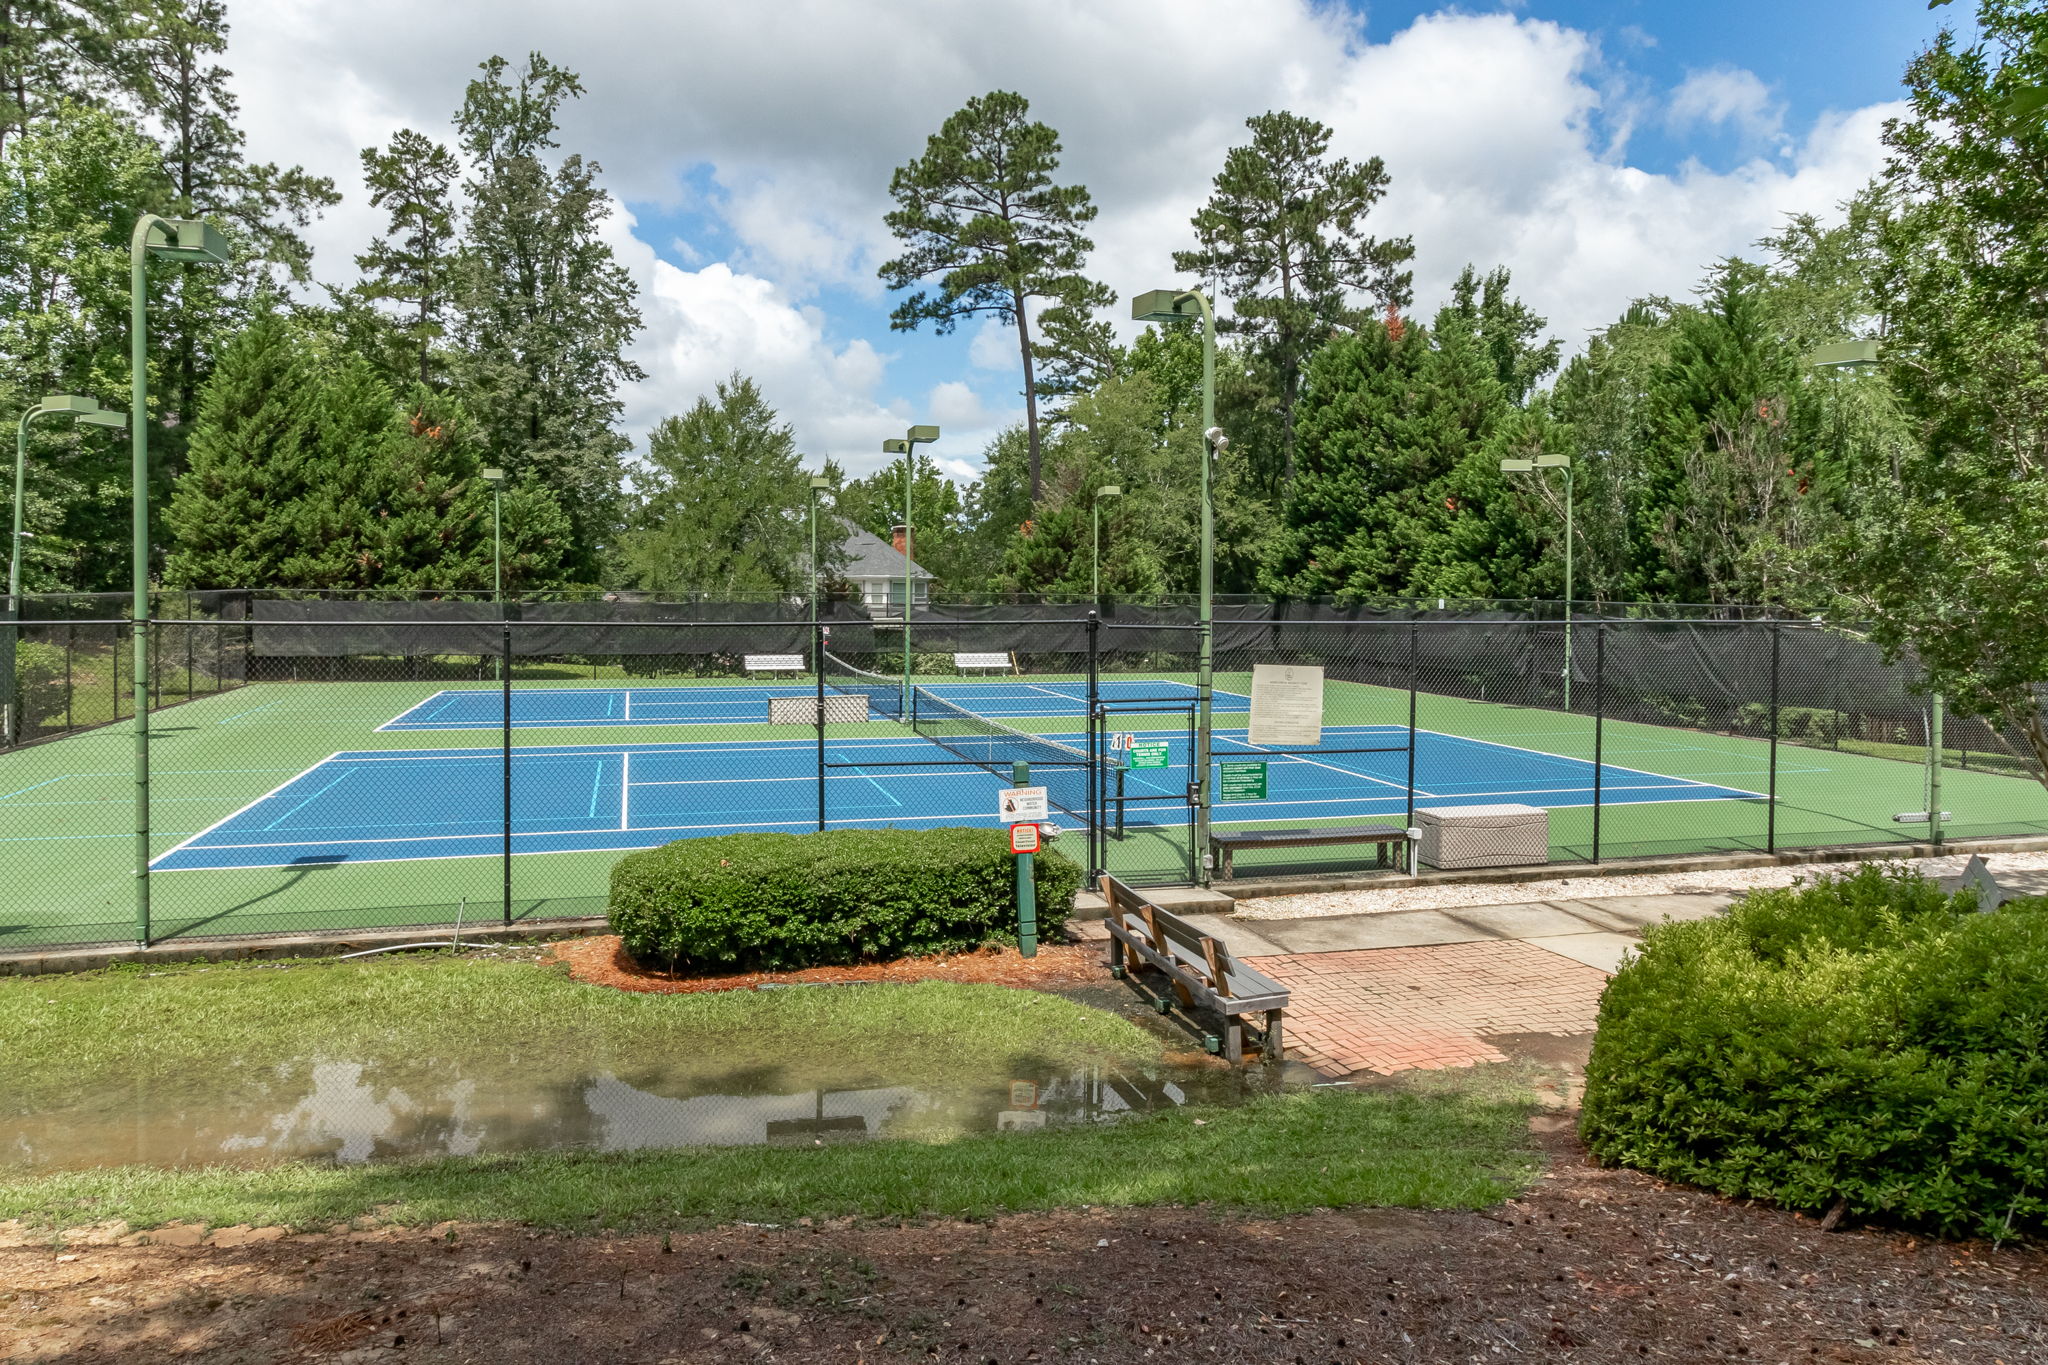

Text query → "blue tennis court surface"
[153,725,1763,872]
[379,679,1251,730]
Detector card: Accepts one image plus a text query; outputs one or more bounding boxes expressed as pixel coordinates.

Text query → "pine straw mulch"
[544,934,1105,995]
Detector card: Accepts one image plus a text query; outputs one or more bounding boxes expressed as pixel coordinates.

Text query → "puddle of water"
[1,1053,1316,1171]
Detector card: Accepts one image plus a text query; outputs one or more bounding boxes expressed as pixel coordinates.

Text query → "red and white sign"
[1009,823,1041,854]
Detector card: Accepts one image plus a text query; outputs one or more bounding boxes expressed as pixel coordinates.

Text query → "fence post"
[1767,619,1780,855]
[1592,622,1605,864]
[1013,760,1037,958]
[1405,618,1419,844]
[815,620,827,833]
[501,619,513,926]
[1087,610,1100,881]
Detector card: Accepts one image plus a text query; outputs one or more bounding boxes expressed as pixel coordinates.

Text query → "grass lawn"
[0,955,1543,1232]
[0,956,1157,1113]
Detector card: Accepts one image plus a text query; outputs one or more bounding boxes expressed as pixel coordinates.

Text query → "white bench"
[954,651,1015,676]
[744,653,807,677]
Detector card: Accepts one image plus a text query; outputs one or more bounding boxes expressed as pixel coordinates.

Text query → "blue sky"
[234,0,1956,480]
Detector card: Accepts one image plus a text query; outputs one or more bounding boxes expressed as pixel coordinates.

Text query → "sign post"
[1010,760,1038,958]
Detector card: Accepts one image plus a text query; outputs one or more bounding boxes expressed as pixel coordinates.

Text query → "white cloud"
[220,0,1899,476]
[1667,66,1785,144]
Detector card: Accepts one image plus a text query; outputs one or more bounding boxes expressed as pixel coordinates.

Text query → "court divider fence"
[4,599,2046,952]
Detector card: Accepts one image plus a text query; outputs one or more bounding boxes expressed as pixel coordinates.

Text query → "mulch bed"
[545,935,1106,994]
[7,1126,2042,1363]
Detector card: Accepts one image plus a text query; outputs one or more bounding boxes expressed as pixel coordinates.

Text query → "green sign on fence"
[1218,760,1268,801]
[1127,740,1171,769]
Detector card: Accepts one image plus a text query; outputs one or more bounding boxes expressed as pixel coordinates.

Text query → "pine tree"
[162,309,317,588]
[353,129,460,389]
[451,52,643,579]
[879,90,1112,504]
[1175,111,1414,488]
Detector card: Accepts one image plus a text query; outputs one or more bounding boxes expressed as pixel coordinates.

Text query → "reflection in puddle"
[2,1055,1306,1171]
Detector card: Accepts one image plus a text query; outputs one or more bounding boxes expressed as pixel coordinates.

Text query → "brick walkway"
[1249,939,1613,1077]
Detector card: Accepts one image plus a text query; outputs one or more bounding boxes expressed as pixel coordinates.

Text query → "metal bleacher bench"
[1210,824,1413,880]
[953,651,1016,675]
[1098,875,1288,1063]
[743,653,806,676]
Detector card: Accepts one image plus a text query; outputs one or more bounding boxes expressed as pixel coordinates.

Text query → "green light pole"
[7,396,126,746]
[808,474,831,640]
[129,215,231,946]
[1132,288,1221,881]
[481,467,506,681]
[1092,484,1122,601]
[881,424,939,716]
[1500,453,1574,707]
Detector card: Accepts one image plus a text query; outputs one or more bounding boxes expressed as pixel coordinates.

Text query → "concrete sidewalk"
[1173,890,1733,974]
[1073,890,1735,1078]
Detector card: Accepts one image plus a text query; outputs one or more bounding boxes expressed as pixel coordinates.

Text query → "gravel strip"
[1232,849,2048,920]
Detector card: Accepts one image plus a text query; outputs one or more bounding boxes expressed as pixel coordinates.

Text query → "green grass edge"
[0,1090,1543,1234]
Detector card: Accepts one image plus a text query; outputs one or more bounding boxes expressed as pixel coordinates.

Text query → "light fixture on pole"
[882,425,939,717]
[7,396,126,747]
[1132,287,1221,881]
[1092,485,1122,600]
[128,215,230,946]
[1500,452,1575,708]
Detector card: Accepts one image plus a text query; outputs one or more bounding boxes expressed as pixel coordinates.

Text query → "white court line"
[619,749,630,830]
[153,807,1008,866]
[1212,731,1414,794]
[150,750,350,864]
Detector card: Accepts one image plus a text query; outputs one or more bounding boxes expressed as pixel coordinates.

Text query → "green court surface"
[3,670,2043,950]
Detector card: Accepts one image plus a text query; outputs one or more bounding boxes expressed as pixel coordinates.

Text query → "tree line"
[8,1,2048,777]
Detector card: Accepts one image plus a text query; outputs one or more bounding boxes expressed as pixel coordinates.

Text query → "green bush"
[1581,863,2048,1240]
[608,827,1081,973]
[8,640,66,736]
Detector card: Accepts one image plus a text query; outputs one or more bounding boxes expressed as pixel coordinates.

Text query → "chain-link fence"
[5,599,2045,951]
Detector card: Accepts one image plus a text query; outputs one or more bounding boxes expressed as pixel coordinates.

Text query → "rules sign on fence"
[1250,663,1323,745]
[1128,740,1171,769]
[1218,761,1269,802]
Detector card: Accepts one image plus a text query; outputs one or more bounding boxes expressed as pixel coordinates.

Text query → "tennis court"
[153,714,1762,873]
[380,678,1251,730]
[6,639,2046,948]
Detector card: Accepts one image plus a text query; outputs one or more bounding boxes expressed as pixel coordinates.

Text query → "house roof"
[836,517,934,582]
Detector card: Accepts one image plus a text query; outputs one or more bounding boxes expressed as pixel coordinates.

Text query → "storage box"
[1415,803,1549,870]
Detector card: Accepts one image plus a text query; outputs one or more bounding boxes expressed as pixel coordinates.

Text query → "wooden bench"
[1210,824,1413,879]
[954,651,1016,675]
[743,653,806,677]
[1098,875,1288,1063]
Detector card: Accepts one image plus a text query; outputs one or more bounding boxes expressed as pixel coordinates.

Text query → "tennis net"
[823,651,906,719]
[911,686,1097,824]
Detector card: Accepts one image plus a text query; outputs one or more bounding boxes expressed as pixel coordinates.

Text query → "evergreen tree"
[878,89,1112,503]
[0,1,124,155]
[1635,263,1810,603]
[352,129,460,389]
[615,374,818,597]
[162,309,318,589]
[278,353,402,589]
[1174,111,1414,487]
[451,52,643,578]
[1442,265,1561,406]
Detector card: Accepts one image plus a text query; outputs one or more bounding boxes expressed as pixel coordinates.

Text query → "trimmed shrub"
[1581,863,2048,1240]
[608,826,1081,973]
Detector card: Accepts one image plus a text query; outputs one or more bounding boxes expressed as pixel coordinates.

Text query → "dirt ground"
[4,1124,2041,1365]
[543,937,1106,994]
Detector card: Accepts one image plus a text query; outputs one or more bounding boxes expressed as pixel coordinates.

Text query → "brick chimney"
[891,523,910,558]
